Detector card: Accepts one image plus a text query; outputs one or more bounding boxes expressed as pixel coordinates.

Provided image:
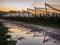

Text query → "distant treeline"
[0,11,8,17]
[0,12,60,28]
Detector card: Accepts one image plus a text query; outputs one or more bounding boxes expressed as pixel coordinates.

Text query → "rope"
[45,3,60,12]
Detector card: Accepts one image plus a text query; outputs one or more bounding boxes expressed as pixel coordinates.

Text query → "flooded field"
[0,0,60,45]
[2,22,60,45]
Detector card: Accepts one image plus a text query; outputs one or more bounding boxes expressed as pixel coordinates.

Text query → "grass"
[0,22,16,45]
[0,22,4,26]
[0,13,60,28]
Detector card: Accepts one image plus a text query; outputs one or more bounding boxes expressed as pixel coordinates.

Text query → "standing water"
[3,22,60,45]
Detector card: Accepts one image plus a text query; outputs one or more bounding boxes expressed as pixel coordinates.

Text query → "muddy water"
[4,23,60,45]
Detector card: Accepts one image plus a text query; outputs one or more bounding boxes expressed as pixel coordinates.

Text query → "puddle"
[4,23,60,45]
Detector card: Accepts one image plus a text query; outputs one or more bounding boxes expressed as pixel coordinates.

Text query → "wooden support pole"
[45,3,47,15]
[27,8,29,17]
[34,6,36,16]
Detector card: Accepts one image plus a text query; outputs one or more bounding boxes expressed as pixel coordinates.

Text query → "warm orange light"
[0,8,21,12]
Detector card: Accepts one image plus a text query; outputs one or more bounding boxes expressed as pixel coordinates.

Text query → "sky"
[0,0,60,11]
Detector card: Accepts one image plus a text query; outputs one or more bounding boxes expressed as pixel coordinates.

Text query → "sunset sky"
[0,0,60,11]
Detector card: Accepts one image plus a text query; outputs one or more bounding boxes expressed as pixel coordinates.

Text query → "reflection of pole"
[43,35,46,43]
[43,32,46,43]
[45,3,47,15]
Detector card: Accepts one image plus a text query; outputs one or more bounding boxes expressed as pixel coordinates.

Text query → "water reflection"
[4,23,60,45]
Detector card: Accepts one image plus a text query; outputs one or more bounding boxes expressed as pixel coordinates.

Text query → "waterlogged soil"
[0,20,60,45]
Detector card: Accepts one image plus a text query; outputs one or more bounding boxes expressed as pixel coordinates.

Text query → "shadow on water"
[31,28,60,43]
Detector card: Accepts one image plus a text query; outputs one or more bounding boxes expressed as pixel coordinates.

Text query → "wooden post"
[27,8,29,17]
[19,11,20,17]
[22,10,24,17]
[45,3,47,15]
[34,6,36,16]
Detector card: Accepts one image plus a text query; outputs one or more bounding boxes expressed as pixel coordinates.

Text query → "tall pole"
[34,6,36,16]
[27,8,29,17]
[45,3,47,15]
[22,10,24,17]
[19,11,20,17]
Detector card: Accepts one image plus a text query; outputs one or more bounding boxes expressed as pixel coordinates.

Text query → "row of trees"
[0,12,60,28]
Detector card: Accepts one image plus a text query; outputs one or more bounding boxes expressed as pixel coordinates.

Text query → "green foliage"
[0,22,4,26]
[0,13,60,28]
[0,22,16,45]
